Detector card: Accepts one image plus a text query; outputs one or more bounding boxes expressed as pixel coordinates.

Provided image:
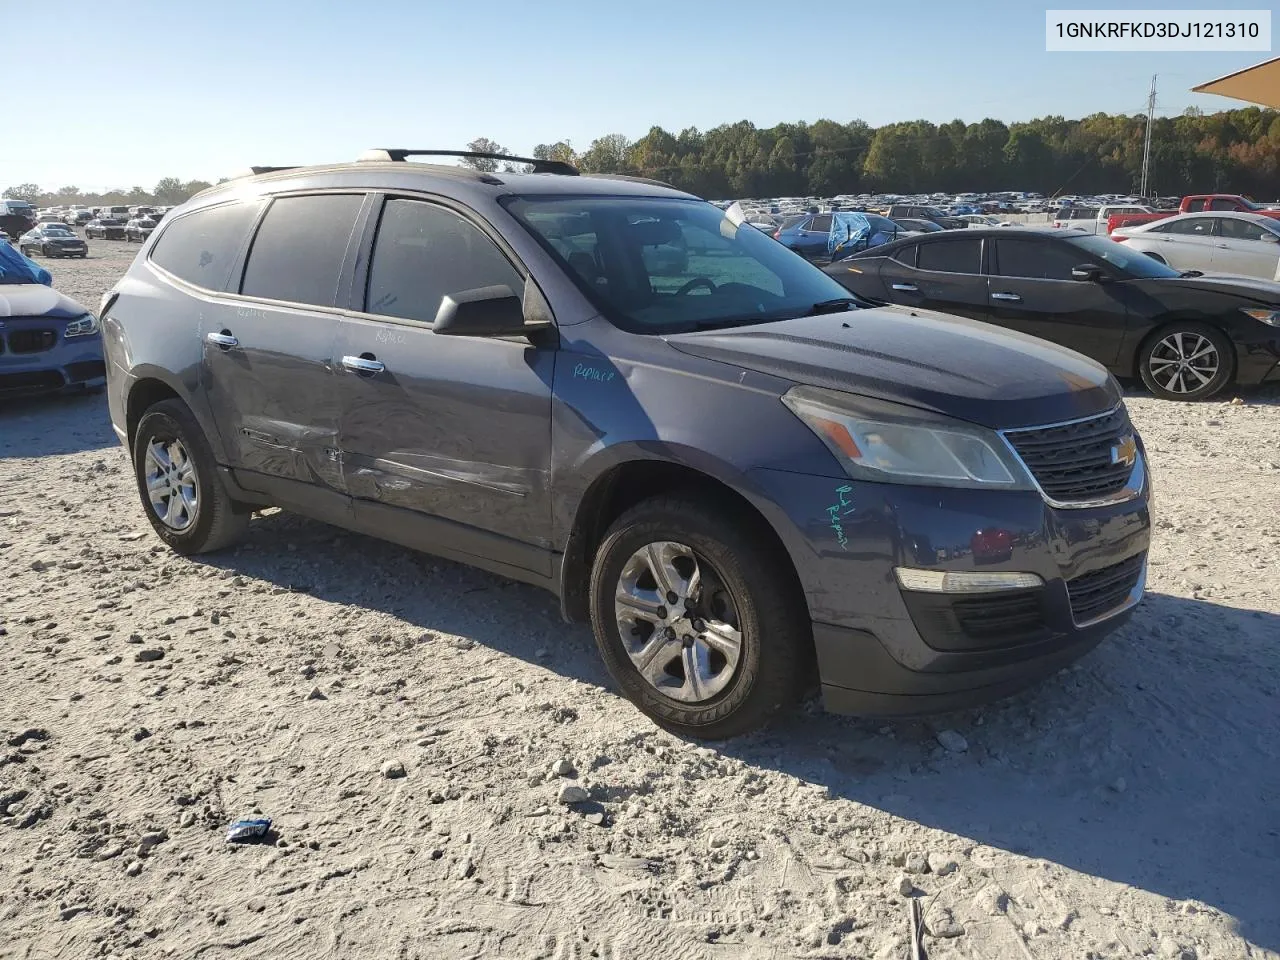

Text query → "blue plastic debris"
[225,817,272,843]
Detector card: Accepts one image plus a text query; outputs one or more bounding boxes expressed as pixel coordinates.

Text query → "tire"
[1138,321,1235,401]
[1144,252,1167,264]
[132,398,248,554]
[589,495,810,739]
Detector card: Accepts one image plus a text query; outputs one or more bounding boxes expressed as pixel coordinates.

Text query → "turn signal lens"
[1240,308,1280,326]
[894,568,1044,594]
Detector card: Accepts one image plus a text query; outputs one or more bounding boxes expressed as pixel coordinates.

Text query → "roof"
[195,160,694,205]
[1192,57,1280,109]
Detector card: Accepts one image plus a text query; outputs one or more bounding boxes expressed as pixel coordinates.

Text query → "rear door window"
[240,194,365,307]
[916,238,981,274]
[1157,217,1214,237]
[365,199,524,323]
[807,214,832,232]
[1209,198,1238,211]
[148,201,264,290]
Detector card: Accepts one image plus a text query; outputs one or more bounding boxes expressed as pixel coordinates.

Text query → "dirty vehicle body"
[102,153,1152,737]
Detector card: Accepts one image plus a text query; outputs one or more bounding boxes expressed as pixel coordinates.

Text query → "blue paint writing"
[573,362,616,383]
[826,484,855,550]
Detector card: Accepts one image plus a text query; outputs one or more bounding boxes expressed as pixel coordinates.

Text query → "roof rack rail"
[226,166,300,179]
[357,148,579,176]
[584,173,677,190]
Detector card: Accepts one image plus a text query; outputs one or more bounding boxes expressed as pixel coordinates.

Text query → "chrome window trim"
[998,405,1145,510]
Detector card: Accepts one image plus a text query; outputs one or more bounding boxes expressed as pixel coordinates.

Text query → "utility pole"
[1140,75,1157,200]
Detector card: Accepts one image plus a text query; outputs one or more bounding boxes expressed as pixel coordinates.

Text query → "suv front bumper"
[749,464,1151,716]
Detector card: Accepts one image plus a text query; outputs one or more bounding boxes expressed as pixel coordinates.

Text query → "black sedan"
[86,217,127,240]
[18,223,88,259]
[824,227,1280,400]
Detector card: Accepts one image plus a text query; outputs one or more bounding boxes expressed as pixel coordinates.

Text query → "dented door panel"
[201,301,345,492]
[333,314,555,563]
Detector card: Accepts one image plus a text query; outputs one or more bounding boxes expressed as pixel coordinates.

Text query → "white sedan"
[1112,211,1280,281]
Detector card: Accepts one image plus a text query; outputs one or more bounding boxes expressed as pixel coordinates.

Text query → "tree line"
[2,177,216,209]
[479,106,1279,200]
[8,107,1276,208]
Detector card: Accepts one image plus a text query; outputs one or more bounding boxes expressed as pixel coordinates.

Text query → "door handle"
[342,354,385,375]
[991,292,1022,302]
[890,283,919,292]
[1214,244,1230,248]
[206,331,238,348]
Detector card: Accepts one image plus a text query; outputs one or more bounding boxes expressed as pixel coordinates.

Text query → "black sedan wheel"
[1138,322,1234,401]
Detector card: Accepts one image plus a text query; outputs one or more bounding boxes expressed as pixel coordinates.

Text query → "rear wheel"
[132,398,248,553]
[1138,321,1234,401]
[589,496,810,739]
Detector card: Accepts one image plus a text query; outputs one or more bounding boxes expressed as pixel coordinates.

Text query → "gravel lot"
[2,241,1278,960]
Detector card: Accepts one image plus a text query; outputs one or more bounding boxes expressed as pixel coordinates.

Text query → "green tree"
[2,183,41,201]
[577,134,631,174]
[461,137,509,172]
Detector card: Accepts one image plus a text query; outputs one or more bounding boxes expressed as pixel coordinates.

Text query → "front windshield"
[1064,234,1181,279]
[44,225,73,235]
[504,196,858,334]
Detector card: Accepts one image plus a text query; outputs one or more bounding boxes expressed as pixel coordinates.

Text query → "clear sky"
[0,0,1270,193]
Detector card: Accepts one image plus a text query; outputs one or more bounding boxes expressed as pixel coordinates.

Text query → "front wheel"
[589,496,810,739]
[132,398,249,554]
[1138,322,1234,401]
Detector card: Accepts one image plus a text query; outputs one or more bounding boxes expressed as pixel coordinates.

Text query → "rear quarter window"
[148,201,265,290]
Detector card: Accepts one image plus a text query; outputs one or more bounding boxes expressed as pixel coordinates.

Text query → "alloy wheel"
[144,438,198,530]
[1148,331,1219,395]
[613,541,743,704]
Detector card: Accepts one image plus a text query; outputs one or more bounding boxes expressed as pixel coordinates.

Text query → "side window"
[366,199,523,323]
[240,194,365,307]
[993,239,1047,279]
[891,243,917,267]
[1218,218,1269,242]
[148,201,263,290]
[916,238,981,274]
[1185,199,1205,212]
[1162,217,1213,236]
[808,214,832,232]
[1209,198,1237,212]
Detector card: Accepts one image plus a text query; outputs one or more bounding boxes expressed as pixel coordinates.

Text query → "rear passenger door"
[876,235,989,321]
[202,192,369,495]
[331,195,556,577]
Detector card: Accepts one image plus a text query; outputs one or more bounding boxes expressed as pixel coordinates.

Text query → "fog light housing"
[894,568,1044,594]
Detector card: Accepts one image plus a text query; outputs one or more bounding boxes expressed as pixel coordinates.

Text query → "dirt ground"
[2,242,1278,960]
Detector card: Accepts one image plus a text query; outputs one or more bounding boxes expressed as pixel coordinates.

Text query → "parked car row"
[1111,211,1280,281]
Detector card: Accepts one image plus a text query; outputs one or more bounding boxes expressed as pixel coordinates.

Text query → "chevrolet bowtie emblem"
[1110,435,1138,468]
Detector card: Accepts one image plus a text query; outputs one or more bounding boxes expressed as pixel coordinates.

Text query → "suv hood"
[665,305,1120,430]
[0,283,89,319]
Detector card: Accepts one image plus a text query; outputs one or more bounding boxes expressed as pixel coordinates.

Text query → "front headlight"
[781,385,1035,490]
[1240,308,1280,327]
[64,313,100,338]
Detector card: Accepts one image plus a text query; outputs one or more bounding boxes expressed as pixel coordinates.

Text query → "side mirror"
[1258,232,1279,244]
[433,283,552,338]
[1071,263,1105,282]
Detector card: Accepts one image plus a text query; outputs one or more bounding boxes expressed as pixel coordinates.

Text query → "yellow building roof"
[1192,57,1280,109]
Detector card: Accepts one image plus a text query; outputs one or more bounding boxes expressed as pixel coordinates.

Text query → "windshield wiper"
[802,297,862,316]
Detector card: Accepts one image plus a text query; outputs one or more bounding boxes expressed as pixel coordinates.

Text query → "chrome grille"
[1004,407,1136,503]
